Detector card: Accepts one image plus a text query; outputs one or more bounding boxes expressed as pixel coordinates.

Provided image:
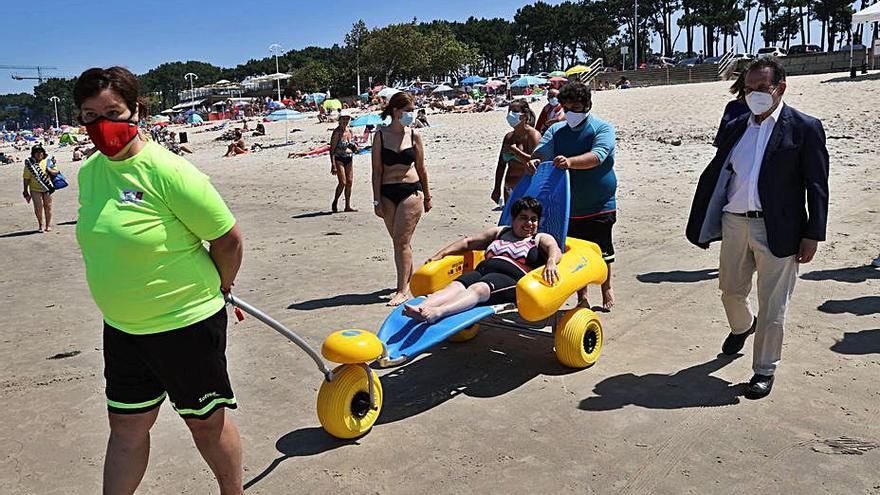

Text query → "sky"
[1,0,846,96]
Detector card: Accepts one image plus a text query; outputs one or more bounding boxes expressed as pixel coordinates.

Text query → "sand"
[1,72,878,494]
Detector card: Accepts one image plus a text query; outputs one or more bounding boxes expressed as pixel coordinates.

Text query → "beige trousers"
[719,213,799,375]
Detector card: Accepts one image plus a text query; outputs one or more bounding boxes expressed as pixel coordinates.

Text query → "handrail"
[579,58,605,84]
[717,44,738,78]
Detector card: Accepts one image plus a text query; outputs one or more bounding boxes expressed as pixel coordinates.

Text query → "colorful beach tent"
[484,80,504,89]
[267,109,305,121]
[59,133,78,145]
[431,84,455,93]
[187,113,204,124]
[549,70,567,77]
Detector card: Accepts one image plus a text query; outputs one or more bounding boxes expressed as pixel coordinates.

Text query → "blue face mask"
[399,111,414,126]
[548,97,559,106]
[506,112,522,127]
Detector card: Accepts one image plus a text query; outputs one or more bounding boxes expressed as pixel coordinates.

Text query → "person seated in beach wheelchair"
[404,196,561,324]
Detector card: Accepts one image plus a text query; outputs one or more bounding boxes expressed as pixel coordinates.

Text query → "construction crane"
[0,65,59,83]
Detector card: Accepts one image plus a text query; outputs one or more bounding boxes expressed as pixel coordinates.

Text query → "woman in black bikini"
[404,197,561,324]
[329,112,358,212]
[371,92,432,306]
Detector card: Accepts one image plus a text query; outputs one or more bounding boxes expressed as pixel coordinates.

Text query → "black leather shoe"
[722,317,757,355]
[744,374,774,399]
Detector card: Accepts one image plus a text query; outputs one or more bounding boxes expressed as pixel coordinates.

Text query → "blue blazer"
[686,104,829,258]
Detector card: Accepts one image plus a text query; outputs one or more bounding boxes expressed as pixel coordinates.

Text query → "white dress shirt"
[723,102,784,214]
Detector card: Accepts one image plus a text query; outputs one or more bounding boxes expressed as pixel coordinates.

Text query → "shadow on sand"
[800,265,879,283]
[244,327,584,489]
[579,354,743,411]
[288,288,396,311]
[636,268,718,284]
[818,296,880,316]
[830,329,880,355]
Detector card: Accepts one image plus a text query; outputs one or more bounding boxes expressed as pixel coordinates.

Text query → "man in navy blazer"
[686,58,829,399]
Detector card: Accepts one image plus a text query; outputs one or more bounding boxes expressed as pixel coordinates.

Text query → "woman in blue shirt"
[531,82,617,311]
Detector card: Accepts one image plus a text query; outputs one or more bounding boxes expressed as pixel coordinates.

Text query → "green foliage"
[291,59,334,93]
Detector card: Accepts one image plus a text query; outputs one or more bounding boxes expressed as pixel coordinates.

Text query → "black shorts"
[334,155,353,166]
[455,258,526,305]
[103,308,236,419]
[568,212,616,263]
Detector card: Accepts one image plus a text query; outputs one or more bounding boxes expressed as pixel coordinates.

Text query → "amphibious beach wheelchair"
[229,163,608,439]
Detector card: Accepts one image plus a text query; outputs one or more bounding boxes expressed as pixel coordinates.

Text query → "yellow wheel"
[554,308,603,368]
[447,323,479,342]
[317,364,383,439]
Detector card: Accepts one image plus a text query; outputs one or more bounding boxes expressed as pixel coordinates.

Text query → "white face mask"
[506,112,522,127]
[399,111,414,126]
[565,111,587,128]
[745,91,775,116]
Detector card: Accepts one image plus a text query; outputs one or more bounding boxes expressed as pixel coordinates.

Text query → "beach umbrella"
[460,75,487,85]
[350,113,389,127]
[565,65,590,76]
[431,84,455,93]
[511,76,547,88]
[377,87,400,99]
[549,70,567,77]
[322,98,342,110]
[484,80,504,89]
[150,115,170,124]
[549,77,568,83]
[187,113,203,124]
[267,109,305,121]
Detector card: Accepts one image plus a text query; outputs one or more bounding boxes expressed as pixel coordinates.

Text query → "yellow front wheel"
[447,323,479,342]
[317,364,383,439]
[554,308,603,368]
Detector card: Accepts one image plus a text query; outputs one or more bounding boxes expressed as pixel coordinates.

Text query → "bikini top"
[333,130,355,156]
[378,129,417,167]
[484,227,546,273]
[502,152,518,163]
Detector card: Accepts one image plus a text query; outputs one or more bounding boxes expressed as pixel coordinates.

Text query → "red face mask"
[84,116,139,157]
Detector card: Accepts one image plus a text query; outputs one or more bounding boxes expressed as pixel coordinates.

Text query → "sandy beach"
[1,72,879,494]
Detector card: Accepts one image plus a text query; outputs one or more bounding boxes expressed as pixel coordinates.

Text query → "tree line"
[2,0,874,128]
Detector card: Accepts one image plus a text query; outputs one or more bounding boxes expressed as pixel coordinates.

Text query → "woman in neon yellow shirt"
[73,66,245,494]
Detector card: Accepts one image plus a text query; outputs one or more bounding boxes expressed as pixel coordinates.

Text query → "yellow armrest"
[515,237,608,321]
[410,251,483,297]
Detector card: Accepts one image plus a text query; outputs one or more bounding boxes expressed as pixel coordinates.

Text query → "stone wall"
[591,48,876,89]
[781,48,870,76]
[593,64,721,88]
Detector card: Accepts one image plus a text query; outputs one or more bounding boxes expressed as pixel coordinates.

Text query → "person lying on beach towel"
[287,144,330,158]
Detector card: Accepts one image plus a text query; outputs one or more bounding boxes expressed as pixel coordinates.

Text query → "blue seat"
[498,162,570,248]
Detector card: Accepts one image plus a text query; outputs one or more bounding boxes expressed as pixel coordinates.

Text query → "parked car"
[704,56,723,64]
[837,44,867,52]
[676,57,699,67]
[732,53,753,60]
[534,72,550,79]
[788,44,822,55]
[756,46,787,58]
